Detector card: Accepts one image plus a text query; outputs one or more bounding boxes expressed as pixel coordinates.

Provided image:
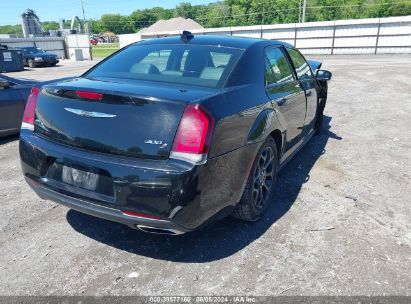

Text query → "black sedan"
[20,33,331,235]
[18,47,59,68]
[0,75,36,137]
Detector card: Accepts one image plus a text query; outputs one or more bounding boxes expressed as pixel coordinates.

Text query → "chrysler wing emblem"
[64,108,116,118]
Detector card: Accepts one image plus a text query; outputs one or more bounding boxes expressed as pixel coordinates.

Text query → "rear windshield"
[85,44,243,88]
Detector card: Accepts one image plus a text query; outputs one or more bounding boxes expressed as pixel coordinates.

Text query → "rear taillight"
[170,104,214,164]
[22,87,40,130]
[75,90,103,100]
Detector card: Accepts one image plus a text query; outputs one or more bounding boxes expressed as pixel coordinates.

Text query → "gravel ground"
[0,55,410,296]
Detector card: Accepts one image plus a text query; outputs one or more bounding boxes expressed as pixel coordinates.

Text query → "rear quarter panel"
[202,43,285,159]
[204,85,272,157]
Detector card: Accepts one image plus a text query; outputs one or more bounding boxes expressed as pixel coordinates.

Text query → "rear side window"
[287,48,313,81]
[210,52,232,67]
[265,59,275,85]
[85,44,243,88]
[265,47,295,85]
[140,50,171,71]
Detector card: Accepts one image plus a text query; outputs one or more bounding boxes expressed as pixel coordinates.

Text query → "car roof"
[135,35,293,50]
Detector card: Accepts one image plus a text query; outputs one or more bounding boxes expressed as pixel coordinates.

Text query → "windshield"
[21,47,43,54]
[85,44,243,88]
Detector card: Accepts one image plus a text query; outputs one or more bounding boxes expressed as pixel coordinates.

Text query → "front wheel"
[28,59,35,68]
[232,136,278,221]
[315,99,326,135]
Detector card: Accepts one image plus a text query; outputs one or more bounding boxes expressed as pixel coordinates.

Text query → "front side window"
[85,44,243,88]
[287,48,312,81]
[265,47,295,85]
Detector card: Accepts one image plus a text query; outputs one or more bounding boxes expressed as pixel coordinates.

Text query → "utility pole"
[302,0,307,23]
[298,0,302,23]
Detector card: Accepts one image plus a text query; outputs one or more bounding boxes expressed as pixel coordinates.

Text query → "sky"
[1,0,216,25]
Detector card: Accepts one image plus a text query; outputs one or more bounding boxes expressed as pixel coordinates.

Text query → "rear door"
[264,46,306,152]
[0,79,24,134]
[287,48,318,135]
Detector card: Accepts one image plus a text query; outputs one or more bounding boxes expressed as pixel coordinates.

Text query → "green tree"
[366,0,411,18]
[100,14,134,34]
[42,21,60,31]
[150,7,174,20]
[274,0,300,23]
[129,9,158,32]
[226,0,250,26]
[247,0,279,25]
[175,2,195,19]
[0,24,22,36]
[202,3,231,27]
[89,19,105,34]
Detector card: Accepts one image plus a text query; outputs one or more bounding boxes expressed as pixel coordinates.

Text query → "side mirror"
[316,69,332,81]
[0,79,10,89]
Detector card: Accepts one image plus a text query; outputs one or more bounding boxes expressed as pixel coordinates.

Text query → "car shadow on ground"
[0,134,19,145]
[67,115,342,262]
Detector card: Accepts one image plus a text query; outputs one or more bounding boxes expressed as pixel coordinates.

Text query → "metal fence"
[120,15,411,55]
[0,37,66,58]
[0,35,92,60]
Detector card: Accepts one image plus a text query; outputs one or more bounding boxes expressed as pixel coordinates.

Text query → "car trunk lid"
[34,77,217,159]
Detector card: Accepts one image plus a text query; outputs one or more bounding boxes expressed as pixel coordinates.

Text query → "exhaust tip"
[136,225,184,235]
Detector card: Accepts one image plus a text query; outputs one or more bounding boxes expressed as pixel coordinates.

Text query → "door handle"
[277,98,288,106]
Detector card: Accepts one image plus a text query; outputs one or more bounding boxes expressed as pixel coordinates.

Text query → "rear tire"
[232,136,278,221]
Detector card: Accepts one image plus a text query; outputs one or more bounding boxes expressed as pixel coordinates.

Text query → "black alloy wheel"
[232,136,278,221]
[253,145,275,209]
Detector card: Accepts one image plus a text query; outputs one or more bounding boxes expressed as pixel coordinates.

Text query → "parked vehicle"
[20,33,331,234]
[89,39,98,45]
[0,75,36,137]
[18,47,59,68]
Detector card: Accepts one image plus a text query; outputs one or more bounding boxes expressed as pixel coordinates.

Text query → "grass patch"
[92,43,120,58]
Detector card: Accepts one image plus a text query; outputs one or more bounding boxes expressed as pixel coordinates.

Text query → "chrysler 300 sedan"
[20,32,331,235]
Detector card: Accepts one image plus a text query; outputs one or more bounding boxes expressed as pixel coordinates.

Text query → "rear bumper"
[20,130,259,232]
[26,177,188,234]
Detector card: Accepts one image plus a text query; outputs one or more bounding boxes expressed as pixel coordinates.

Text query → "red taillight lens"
[22,87,40,125]
[123,210,163,220]
[75,90,103,100]
[171,104,214,163]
